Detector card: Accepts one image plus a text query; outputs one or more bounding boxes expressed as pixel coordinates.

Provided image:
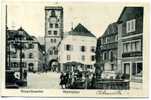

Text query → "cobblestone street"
[26,72,61,89]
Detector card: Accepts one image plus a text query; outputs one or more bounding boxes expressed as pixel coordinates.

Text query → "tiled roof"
[103,22,118,37]
[68,23,96,37]
[7,27,33,40]
[118,7,143,22]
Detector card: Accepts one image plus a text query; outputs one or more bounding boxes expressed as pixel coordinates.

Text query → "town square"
[5,3,143,90]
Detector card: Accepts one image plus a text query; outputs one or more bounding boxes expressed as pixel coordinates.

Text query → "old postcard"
[1,0,149,97]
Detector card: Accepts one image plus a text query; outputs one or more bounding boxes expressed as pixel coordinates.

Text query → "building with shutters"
[95,22,118,77]
[44,6,63,71]
[58,23,97,74]
[7,27,45,72]
[117,7,143,82]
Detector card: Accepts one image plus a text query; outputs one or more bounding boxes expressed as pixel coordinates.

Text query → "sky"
[6,2,126,38]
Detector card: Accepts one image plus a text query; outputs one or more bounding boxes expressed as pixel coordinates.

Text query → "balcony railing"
[100,42,118,50]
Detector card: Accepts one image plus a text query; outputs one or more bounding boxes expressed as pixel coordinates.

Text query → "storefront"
[122,57,143,82]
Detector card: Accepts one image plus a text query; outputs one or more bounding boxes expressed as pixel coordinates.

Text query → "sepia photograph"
[1,0,149,97]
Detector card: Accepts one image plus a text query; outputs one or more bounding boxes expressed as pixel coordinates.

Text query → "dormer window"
[126,19,136,33]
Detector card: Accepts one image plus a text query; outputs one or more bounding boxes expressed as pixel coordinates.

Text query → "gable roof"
[7,27,33,40]
[102,22,118,37]
[97,22,117,41]
[117,7,143,22]
[68,23,96,37]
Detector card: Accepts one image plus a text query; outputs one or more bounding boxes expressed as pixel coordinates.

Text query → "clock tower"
[45,6,63,71]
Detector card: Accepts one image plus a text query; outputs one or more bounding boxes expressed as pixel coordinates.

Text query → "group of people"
[59,71,97,89]
[59,72,71,89]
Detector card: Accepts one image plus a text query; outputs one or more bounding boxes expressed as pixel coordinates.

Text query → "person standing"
[65,72,69,88]
[23,70,27,80]
[59,72,65,89]
[91,74,96,89]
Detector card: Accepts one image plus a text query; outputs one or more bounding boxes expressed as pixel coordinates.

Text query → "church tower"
[45,6,63,71]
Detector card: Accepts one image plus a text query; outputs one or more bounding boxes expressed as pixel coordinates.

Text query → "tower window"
[55,24,59,28]
[54,31,58,35]
[51,10,56,17]
[49,23,53,28]
[48,31,52,35]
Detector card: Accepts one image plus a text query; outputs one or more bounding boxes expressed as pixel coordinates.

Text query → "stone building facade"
[117,7,143,82]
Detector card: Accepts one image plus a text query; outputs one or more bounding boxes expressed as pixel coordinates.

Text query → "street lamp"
[13,27,24,80]
[18,28,24,80]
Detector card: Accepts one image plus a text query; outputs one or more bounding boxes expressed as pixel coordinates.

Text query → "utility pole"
[17,28,24,80]
[5,5,7,30]
[5,4,10,70]
[5,4,8,69]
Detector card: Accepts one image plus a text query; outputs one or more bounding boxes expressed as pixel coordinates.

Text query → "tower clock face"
[49,17,57,24]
